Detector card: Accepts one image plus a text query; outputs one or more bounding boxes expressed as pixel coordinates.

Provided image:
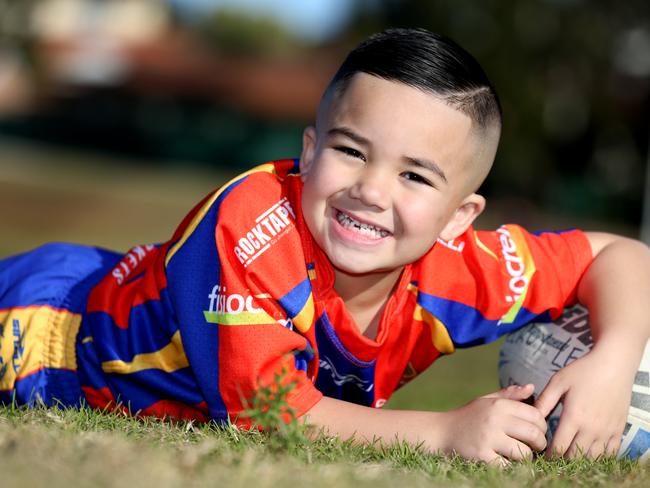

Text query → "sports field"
[0,138,647,486]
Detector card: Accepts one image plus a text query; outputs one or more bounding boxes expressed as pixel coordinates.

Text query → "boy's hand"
[442,383,547,465]
[535,345,634,459]
[536,232,650,460]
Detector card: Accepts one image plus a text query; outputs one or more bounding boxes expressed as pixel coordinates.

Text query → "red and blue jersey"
[2,159,594,423]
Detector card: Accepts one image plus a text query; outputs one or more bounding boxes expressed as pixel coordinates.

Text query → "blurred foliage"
[0,0,39,65]
[197,9,304,58]
[0,0,35,42]
[0,94,304,172]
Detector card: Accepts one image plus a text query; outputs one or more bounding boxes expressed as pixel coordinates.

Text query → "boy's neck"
[333,266,404,339]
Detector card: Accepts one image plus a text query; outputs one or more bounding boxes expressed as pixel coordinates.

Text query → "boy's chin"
[329,256,402,277]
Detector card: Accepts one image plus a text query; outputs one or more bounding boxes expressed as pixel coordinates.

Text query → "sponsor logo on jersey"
[203,285,296,329]
[318,356,374,393]
[11,319,22,374]
[204,285,271,325]
[111,244,156,285]
[233,197,296,268]
[0,318,23,378]
[496,226,536,324]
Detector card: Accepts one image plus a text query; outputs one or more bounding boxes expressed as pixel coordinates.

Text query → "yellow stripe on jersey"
[165,163,277,268]
[0,306,81,390]
[413,305,455,354]
[474,231,499,260]
[498,225,537,325]
[291,293,315,334]
[203,310,277,325]
[101,330,189,374]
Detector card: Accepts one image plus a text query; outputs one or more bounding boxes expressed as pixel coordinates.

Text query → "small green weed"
[240,365,310,452]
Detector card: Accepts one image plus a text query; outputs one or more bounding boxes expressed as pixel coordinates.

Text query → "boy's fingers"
[516,403,548,435]
[504,417,547,452]
[581,432,619,460]
[506,440,534,461]
[566,431,593,459]
[605,435,621,457]
[546,416,577,457]
[495,434,534,461]
[585,439,609,460]
[487,454,510,469]
[534,379,566,417]
[489,383,535,401]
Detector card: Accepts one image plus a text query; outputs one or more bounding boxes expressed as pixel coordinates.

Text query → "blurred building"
[0,0,341,166]
[32,0,169,87]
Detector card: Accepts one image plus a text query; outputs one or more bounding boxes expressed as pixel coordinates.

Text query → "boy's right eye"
[334,146,366,162]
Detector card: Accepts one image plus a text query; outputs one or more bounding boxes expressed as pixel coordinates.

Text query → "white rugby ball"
[498,304,650,461]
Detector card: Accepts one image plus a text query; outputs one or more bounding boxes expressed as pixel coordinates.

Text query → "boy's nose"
[349,168,391,210]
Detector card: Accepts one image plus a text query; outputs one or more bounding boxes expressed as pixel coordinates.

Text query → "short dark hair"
[326,28,502,131]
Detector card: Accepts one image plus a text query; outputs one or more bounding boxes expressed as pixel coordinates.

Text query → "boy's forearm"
[304,385,548,463]
[303,396,448,453]
[579,233,650,361]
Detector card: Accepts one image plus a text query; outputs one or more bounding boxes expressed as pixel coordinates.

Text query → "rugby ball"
[498,305,650,460]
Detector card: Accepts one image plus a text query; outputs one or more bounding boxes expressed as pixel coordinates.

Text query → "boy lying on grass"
[1,28,649,465]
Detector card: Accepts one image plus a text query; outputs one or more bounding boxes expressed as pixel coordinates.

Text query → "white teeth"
[336,211,389,239]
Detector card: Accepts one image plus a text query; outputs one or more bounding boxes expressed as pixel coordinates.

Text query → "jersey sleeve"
[164,164,322,426]
[416,225,593,348]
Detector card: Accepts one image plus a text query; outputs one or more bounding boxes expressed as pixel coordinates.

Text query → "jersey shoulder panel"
[165,160,298,269]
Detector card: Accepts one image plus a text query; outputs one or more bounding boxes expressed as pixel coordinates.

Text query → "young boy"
[1,28,649,465]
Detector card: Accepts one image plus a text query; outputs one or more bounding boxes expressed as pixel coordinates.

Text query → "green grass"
[0,405,646,488]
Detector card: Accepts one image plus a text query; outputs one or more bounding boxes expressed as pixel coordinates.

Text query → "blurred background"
[1,0,649,409]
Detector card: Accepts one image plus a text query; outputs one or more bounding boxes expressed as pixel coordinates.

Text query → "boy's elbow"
[584,231,650,258]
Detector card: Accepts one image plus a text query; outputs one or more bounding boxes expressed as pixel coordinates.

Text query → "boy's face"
[300,73,491,277]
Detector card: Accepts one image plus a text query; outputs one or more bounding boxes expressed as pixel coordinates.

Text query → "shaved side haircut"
[324,28,502,134]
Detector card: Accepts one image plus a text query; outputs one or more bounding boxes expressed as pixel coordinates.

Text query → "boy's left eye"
[334,146,366,161]
[402,172,433,187]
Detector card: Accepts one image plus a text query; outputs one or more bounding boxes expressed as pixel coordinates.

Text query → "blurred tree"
[0,0,39,61]
[0,0,41,115]
[197,9,305,58]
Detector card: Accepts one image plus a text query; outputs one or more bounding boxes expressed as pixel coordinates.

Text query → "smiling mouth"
[335,210,391,239]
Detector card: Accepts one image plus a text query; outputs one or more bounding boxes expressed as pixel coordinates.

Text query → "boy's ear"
[439,194,486,241]
[299,126,317,179]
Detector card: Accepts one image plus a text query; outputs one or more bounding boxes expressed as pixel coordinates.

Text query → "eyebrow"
[327,126,371,146]
[405,157,448,184]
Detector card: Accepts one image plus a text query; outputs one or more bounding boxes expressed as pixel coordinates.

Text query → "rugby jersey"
[76,159,593,424]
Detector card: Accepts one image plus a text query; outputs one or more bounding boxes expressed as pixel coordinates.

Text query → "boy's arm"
[535,232,650,458]
[305,383,547,465]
